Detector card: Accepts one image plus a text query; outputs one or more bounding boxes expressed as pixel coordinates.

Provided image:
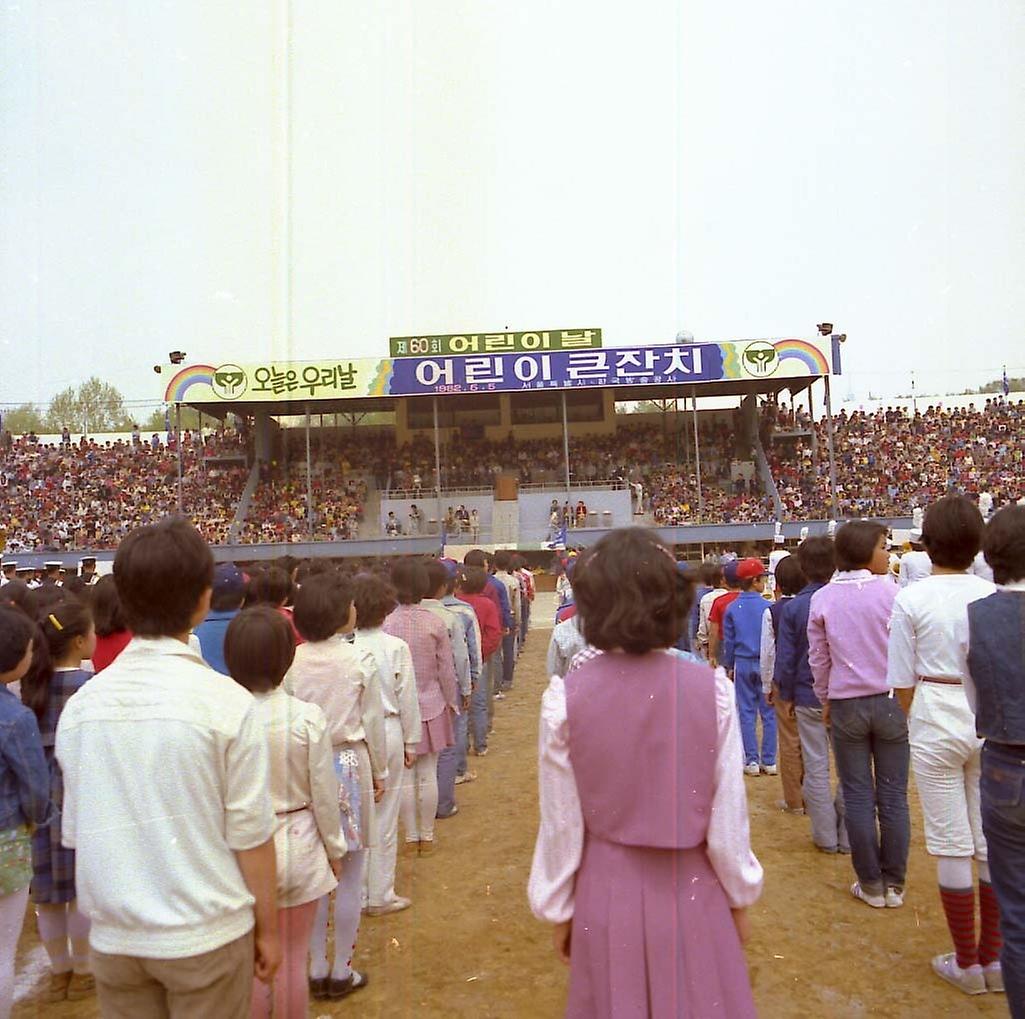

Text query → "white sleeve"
[953,610,978,713]
[395,640,422,747]
[759,609,775,695]
[224,705,276,851]
[706,670,764,909]
[307,707,346,860]
[886,595,918,689]
[527,676,584,924]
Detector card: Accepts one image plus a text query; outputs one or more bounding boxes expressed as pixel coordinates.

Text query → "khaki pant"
[774,690,805,810]
[92,930,253,1019]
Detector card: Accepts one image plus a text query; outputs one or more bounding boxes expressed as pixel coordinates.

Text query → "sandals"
[327,970,369,1000]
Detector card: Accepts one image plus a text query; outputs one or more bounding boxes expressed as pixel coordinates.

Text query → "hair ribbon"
[48,614,64,631]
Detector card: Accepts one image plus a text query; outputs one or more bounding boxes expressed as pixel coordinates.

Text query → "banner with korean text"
[389,328,602,357]
[163,337,833,405]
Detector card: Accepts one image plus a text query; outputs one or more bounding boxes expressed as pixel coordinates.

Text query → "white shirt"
[969,551,995,584]
[898,550,932,588]
[887,573,995,688]
[55,637,275,959]
[251,687,345,861]
[696,587,727,658]
[527,667,763,924]
[352,628,422,747]
[422,599,472,696]
[284,636,387,782]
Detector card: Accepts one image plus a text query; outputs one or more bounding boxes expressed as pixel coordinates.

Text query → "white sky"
[2,0,1023,413]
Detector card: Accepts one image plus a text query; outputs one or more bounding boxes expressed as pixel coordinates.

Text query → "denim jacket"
[0,686,51,832]
[774,582,827,708]
[968,591,1025,744]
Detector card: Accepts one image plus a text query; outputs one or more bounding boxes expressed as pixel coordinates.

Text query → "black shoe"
[327,970,369,1000]
[309,977,329,999]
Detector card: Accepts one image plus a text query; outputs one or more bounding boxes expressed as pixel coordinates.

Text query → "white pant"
[909,682,986,859]
[0,886,28,1019]
[365,716,405,907]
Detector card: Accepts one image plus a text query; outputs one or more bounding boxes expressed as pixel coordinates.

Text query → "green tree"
[140,405,203,433]
[43,378,133,433]
[2,404,46,435]
[958,376,1025,396]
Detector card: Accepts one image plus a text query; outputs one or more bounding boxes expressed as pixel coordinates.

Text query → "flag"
[1003,368,1010,397]
[544,522,568,551]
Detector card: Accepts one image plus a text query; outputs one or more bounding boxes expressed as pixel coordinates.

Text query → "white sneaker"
[984,962,1004,992]
[850,882,886,909]
[494,691,506,701]
[366,895,412,917]
[884,886,905,908]
[931,953,987,995]
[455,771,477,785]
[761,764,778,776]
[744,762,761,777]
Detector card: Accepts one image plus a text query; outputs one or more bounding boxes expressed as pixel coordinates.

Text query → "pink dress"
[529,651,763,1018]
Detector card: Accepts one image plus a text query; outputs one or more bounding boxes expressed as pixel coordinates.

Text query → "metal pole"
[561,390,571,501]
[305,404,313,538]
[691,390,703,522]
[823,375,839,520]
[432,397,443,534]
[175,403,184,514]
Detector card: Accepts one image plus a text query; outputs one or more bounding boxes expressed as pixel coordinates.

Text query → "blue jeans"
[830,693,910,895]
[436,711,468,817]
[486,648,502,727]
[501,633,516,691]
[470,667,490,753]
[981,741,1025,1017]
[734,659,776,766]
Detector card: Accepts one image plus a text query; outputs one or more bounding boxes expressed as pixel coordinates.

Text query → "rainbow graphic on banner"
[367,359,393,398]
[772,338,830,375]
[164,365,216,403]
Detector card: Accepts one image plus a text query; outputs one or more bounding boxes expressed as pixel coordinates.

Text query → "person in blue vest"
[194,564,246,675]
[962,504,1025,1014]
[721,559,776,777]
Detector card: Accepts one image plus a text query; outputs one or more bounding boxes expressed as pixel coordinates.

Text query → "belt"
[985,741,1025,756]
[276,804,310,816]
[919,676,962,685]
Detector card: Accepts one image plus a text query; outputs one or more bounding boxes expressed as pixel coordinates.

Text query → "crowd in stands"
[0,430,248,552]
[767,398,1025,519]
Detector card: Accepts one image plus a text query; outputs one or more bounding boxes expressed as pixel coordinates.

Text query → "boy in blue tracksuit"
[722,557,777,776]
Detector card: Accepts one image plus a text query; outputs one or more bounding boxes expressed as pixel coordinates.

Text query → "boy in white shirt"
[56,519,278,1018]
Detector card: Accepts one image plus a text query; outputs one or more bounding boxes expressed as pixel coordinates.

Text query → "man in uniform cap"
[79,557,98,585]
[42,561,63,586]
[0,562,15,587]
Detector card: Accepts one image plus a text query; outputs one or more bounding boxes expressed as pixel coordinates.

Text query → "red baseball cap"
[736,558,766,580]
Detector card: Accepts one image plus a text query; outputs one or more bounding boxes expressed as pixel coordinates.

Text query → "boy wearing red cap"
[722,559,777,777]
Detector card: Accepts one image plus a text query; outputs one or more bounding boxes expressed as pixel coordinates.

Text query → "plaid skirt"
[31,818,76,905]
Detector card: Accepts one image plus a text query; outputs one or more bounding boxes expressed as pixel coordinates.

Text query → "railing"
[519,479,628,492]
[384,486,495,500]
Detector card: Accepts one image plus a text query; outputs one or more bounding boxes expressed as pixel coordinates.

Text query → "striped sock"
[939,885,978,970]
[978,881,1003,967]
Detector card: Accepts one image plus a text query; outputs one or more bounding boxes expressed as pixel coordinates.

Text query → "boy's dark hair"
[246,567,292,608]
[983,505,1025,585]
[62,577,89,598]
[458,566,488,595]
[0,605,35,673]
[700,562,722,588]
[797,536,836,583]
[463,549,487,569]
[274,555,300,579]
[922,495,984,571]
[391,560,428,605]
[114,519,214,637]
[573,528,694,655]
[424,560,450,598]
[834,521,888,572]
[91,575,128,636]
[23,597,93,722]
[493,549,513,572]
[292,574,354,642]
[739,577,761,592]
[774,555,807,597]
[224,607,296,693]
[353,574,397,630]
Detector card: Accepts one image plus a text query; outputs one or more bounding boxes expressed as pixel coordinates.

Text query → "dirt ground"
[10,604,1011,1017]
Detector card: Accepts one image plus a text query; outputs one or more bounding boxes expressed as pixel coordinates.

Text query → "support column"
[175,403,184,514]
[305,404,313,538]
[823,375,839,520]
[433,397,443,535]
[561,391,571,501]
[692,391,704,523]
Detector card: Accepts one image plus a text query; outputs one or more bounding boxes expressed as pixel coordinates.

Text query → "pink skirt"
[566,836,757,1018]
[417,708,455,755]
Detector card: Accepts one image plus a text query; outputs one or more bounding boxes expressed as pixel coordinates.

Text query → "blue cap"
[214,563,246,597]
[723,560,740,585]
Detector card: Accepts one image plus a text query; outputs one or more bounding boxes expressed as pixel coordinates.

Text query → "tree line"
[2,378,201,436]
